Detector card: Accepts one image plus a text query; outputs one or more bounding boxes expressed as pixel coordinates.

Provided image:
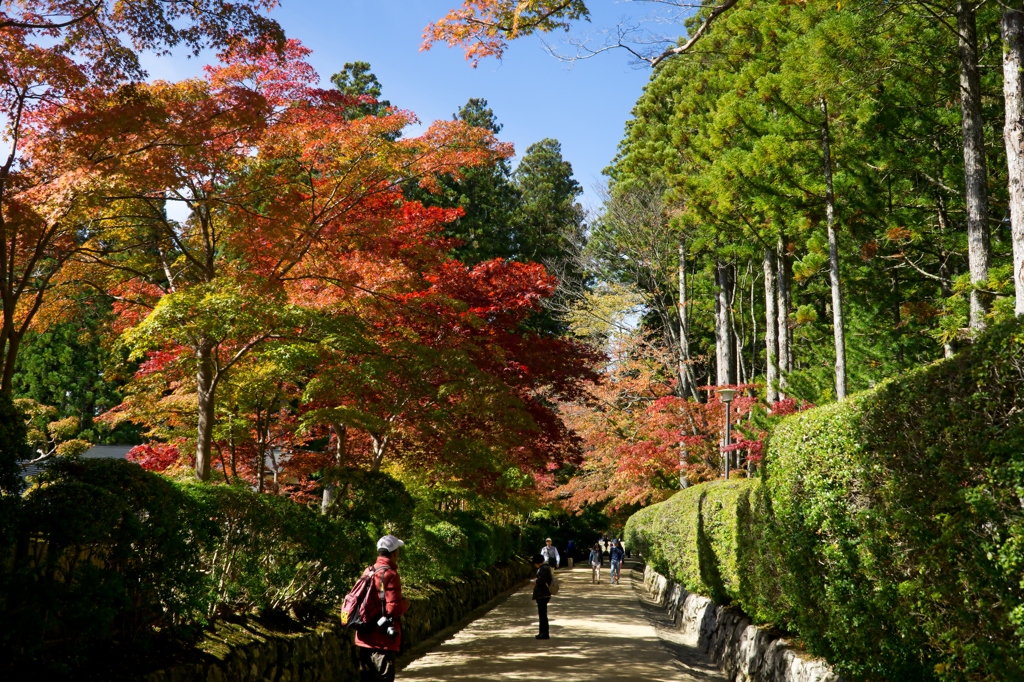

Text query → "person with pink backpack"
[343,535,410,682]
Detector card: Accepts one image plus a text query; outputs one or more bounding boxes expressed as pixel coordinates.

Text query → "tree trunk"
[1004,6,1024,316]
[677,239,699,400]
[750,264,757,380]
[958,0,992,330]
[679,408,691,490]
[195,343,216,482]
[370,433,388,473]
[257,442,265,493]
[776,237,793,394]
[217,446,230,483]
[763,248,780,404]
[321,423,347,514]
[1,329,21,395]
[821,99,848,400]
[733,266,747,384]
[715,261,736,386]
[677,240,695,488]
[936,198,957,358]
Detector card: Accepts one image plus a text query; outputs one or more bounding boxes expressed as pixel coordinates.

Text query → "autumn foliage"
[553,335,769,512]
[0,1,289,396]
[20,36,598,506]
[422,0,589,65]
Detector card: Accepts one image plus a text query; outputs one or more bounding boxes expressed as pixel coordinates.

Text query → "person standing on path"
[588,543,603,583]
[355,535,411,682]
[609,540,625,585]
[530,554,553,639]
[541,538,560,569]
[565,539,576,568]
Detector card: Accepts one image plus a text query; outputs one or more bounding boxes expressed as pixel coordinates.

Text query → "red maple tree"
[553,333,764,512]
[91,39,515,481]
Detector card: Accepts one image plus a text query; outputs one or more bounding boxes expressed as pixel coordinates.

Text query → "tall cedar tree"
[424,98,521,264]
[513,138,584,268]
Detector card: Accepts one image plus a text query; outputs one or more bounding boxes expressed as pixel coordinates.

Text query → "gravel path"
[397,561,726,682]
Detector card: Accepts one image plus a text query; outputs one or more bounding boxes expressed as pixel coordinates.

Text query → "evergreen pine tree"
[330,61,391,120]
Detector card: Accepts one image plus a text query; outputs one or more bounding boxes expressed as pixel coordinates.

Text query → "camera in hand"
[377,615,398,638]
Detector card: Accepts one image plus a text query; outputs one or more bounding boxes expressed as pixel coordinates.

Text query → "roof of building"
[82,445,133,460]
[20,444,135,480]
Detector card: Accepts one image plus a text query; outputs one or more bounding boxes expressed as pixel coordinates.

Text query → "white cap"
[377,535,405,553]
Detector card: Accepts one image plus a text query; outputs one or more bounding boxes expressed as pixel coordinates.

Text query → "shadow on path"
[398,561,727,682]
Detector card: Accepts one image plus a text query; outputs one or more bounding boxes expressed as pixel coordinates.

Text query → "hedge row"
[0,459,525,676]
[624,479,751,605]
[626,319,1024,682]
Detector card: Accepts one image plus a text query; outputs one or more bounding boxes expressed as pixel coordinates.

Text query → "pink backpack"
[341,565,389,632]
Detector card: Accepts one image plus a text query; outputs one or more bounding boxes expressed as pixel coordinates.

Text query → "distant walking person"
[355,535,410,682]
[565,539,576,568]
[541,538,560,569]
[589,543,603,583]
[609,540,625,585]
[531,554,553,639]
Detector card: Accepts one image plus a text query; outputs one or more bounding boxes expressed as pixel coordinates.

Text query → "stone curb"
[641,565,844,682]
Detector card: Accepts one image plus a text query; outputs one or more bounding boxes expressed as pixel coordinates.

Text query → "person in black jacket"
[531,554,553,639]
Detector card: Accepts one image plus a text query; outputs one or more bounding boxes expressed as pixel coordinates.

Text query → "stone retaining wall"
[642,566,843,682]
[138,559,532,682]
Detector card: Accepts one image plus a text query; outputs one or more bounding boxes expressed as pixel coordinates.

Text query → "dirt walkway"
[398,562,726,682]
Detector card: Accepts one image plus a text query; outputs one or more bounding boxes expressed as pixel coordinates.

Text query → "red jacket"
[354,556,409,652]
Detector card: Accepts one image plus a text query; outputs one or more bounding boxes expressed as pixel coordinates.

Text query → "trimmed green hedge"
[626,479,753,605]
[626,319,1024,682]
[766,395,936,681]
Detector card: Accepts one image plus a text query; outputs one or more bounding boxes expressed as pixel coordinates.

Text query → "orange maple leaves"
[422,0,590,65]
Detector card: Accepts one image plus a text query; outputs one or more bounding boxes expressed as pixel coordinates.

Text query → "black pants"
[536,597,550,636]
[358,648,396,682]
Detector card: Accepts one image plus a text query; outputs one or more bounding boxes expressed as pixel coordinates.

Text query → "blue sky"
[142,1,661,212]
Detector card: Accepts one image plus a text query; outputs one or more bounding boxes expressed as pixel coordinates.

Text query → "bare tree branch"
[651,0,739,66]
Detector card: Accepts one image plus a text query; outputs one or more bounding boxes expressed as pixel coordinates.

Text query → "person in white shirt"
[541,538,560,569]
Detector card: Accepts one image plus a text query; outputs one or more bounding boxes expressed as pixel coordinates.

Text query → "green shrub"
[768,397,936,681]
[186,484,358,616]
[0,457,534,674]
[769,320,1024,681]
[406,519,470,580]
[325,467,415,548]
[0,392,29,494]
[1,459,361,673]
[2,459,213,672]
[403,507,519,582]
